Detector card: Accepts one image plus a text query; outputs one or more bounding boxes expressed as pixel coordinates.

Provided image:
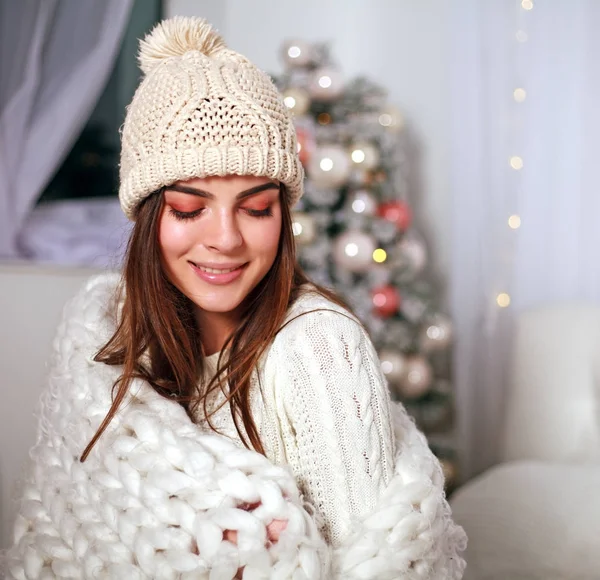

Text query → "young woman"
[5,17,466,579]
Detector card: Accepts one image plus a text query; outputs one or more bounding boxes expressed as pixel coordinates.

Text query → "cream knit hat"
[119,17,303,219]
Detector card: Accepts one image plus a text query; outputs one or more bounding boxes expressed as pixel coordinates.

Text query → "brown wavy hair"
[81,184,351,462]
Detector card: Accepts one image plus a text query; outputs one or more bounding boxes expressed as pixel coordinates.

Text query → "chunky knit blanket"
[4,275,467,579]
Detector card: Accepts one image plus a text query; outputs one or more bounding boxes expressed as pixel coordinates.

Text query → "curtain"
[0,0,134,258]
[450,0,600,478]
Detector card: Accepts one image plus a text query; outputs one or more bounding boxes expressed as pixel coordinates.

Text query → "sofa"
[450,304,600,580]
[0,262,104,551]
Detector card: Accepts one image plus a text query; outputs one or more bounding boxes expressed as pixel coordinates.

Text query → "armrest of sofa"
[500,303,600,463]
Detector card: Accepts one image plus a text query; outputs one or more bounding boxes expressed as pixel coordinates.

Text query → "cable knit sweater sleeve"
[267,298,396,546]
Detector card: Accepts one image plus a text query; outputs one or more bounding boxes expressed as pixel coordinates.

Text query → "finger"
[223,529,238,545]
[266,519,288,542]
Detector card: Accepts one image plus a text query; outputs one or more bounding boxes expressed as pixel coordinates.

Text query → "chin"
[186,275,259,315]
[195,295,244,314]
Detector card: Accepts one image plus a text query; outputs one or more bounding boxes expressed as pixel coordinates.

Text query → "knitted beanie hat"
[119,17,303,219]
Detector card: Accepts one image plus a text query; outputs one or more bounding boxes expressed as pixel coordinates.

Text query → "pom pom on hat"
[138,16,227,75]
[120,16,304,218]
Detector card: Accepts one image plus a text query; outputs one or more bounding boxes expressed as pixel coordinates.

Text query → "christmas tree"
[274,40,459,491]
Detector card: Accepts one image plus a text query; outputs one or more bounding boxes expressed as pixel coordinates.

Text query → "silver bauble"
[379,349,407,387]
[332,230,376,273]
[307,144,351,188]
[398,355,433,399]
[346,189,378,217]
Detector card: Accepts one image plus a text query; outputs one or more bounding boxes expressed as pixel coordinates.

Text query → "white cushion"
[450,460,600,580]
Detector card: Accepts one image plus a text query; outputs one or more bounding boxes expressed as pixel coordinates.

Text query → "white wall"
[165,0,452,288]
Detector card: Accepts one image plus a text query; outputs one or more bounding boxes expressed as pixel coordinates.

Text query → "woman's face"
[159,175,282,322]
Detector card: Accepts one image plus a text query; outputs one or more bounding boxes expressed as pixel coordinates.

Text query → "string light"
[287,46,301,59]
[510,156,523,170]
[508,215,521,229]
[345,243,359,257]
[318,75,332,89]
[495,3,530,312]
[516,30,528,43]
[320,157,333,172]
[284,96,296,109]
[379,113,393,127]
[513,88,527,102]
[352,199,366,213]
[351,149,366,163]
[496,293,511,308]
[292,222,303,236]
[373,248,387,263]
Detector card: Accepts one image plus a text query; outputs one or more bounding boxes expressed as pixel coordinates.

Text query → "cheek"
[247,215,282,258]
[158,212,195,261]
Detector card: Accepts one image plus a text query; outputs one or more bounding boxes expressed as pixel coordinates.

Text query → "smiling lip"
[189,261,248,285]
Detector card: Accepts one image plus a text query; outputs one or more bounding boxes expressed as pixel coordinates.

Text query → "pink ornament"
[371,285,401,318]
[378,201,412,231]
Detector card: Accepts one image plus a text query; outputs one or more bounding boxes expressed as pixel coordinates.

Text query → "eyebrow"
[165,181,280,201]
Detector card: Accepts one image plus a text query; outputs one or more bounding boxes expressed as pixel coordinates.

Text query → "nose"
[203,207,243,253]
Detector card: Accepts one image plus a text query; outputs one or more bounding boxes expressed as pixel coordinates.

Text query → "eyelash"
[168,207,273,221]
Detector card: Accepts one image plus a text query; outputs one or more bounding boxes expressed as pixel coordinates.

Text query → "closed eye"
[169,208,203,221]
[244,207,273,218]
[168,206,274,221]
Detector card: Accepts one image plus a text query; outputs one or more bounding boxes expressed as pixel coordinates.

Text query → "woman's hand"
[223,518,288,545]
[223,515,288,580]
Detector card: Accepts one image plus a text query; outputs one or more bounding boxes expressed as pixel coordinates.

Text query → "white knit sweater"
[4,273,467,579]
[195,284,396,547]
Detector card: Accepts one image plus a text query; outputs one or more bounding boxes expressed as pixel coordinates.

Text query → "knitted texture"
[196,293,396,546]
[5,274,467,579]
[119,17,304,219]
